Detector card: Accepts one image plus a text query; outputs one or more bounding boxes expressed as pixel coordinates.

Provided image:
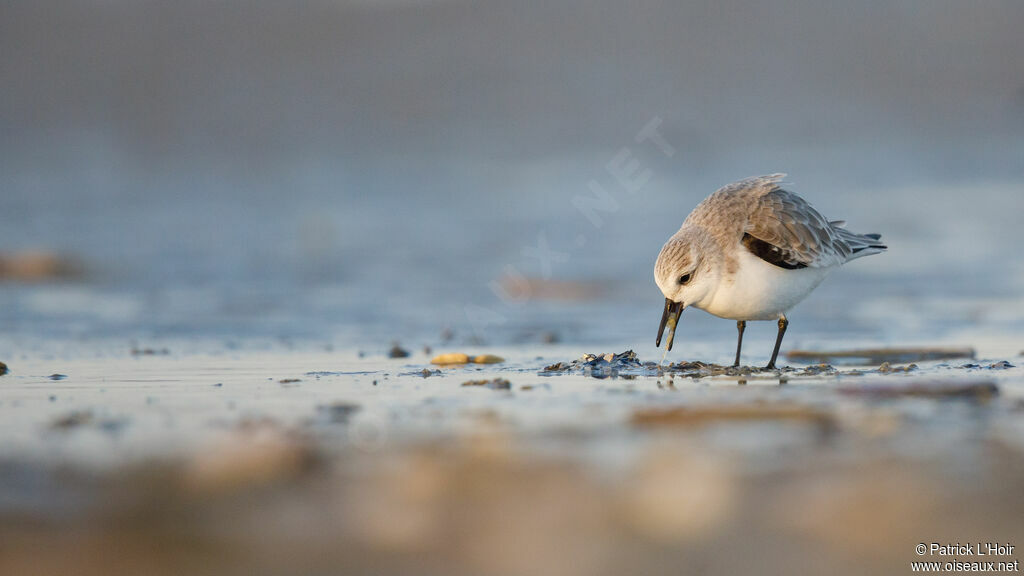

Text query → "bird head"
[653,229,719,350]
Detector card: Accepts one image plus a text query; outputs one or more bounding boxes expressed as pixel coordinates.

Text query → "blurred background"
[3,5,1024,576]
[2,0,1023,353]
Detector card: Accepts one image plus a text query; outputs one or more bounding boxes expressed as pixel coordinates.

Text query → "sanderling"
[654,174,886,368]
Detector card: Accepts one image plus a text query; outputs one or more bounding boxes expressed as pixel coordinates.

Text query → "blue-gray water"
[2,1,1023,356]
[2,162,1023,360]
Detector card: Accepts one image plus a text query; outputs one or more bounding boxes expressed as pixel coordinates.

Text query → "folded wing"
[745,186,851,269]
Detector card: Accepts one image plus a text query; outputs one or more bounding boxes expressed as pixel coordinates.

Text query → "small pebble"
[49,374,67,381]
[0,361,7,376]
[472,354,505,364]
[431,353,470,365]
[388,344,410,359]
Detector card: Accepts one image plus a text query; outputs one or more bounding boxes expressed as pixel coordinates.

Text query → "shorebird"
[654,174,886,369]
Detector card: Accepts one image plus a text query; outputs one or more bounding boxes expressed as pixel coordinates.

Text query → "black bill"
[656,298,685,351]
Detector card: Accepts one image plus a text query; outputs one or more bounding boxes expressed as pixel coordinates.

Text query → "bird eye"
[677,273,691,285]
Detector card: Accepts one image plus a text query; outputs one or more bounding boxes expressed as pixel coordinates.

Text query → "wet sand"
[2,344,1022,575]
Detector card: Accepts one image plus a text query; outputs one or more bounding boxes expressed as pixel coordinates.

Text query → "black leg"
[766,315,789,369]
[732,320,746,367]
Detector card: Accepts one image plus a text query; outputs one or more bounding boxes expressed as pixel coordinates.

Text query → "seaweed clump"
[542,351,652,379]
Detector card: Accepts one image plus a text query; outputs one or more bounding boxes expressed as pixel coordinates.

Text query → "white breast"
[696,248,832,321]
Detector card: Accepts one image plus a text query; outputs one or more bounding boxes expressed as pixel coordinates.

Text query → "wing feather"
[745,184,849,268]
[688,174,879,269]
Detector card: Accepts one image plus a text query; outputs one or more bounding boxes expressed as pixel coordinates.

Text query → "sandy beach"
[1,341,1022,575]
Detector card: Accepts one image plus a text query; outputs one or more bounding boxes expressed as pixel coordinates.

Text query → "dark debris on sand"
[664,361,795,378]
[958,361,1015,370]
[539,351,849,379]
[537,347,1024,381]
[542,351,654,379]
[539,351,843,379]
[388,343,411,359]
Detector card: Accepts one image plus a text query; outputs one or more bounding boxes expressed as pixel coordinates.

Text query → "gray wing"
[744,183,850,269]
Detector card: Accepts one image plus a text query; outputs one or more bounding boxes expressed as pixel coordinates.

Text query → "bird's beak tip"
[656,298,685,350]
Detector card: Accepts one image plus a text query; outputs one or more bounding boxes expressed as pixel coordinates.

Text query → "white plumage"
[653,174,886,368]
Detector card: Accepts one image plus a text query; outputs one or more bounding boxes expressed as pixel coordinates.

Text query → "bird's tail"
[830,221,887,262]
